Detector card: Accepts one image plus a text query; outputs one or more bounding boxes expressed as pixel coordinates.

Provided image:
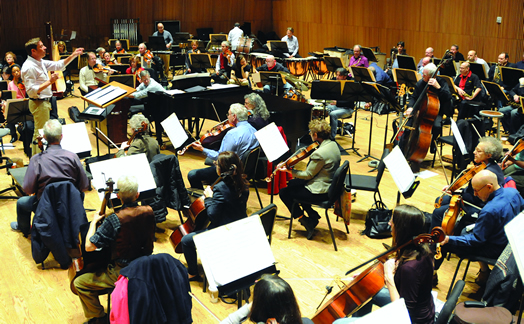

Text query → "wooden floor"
[0,79,505,323]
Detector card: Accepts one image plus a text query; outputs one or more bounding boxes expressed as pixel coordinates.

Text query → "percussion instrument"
[249,53,270,70]
[283,88,306,102]
[311,58,330,79]
[237,37,254,54]
[284,57,313,77]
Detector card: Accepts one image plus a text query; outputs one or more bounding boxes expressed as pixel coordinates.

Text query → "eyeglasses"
[473,183,489,195]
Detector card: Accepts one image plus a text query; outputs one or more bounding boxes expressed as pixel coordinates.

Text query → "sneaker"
[475,269,491,285]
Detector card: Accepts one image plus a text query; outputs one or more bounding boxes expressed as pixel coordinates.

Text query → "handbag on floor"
[361,201,392,239]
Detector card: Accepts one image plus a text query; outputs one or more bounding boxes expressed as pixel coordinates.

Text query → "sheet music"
[254,122,289,162]
[171,72,209,81]
[450,119,468,155]
[504,211,524,284]
[207,84,239,90]
[86,85,126,106]
[89,153,156,201]
[160,113,188,149]
[38,122,91,155]
[165,89,185,95]
[354,298,410,323]
[194,216,276,287]
[383,146,415,193]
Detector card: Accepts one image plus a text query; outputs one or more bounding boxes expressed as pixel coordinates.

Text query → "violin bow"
[96,127,119,150]
[211,103,220,122]
[429,185,482,210]
[433,139,450,186]
[188,292,221,323]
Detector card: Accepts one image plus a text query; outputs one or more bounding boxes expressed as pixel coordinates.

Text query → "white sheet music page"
[38,122,91,155]
[504,211,524,283]
[193,215,276,287]
[354,298,411,323]
[160,113,188,149]
[255,122,289,162]
[450,119,468,155]
[383,146,414,193]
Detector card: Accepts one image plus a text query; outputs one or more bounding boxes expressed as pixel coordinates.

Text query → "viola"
[501,138,524,170]
[434,162,487,209]
[265,142,320,182]
[68,178,115,294]
[178,120,235,155]
[311,227,446,323]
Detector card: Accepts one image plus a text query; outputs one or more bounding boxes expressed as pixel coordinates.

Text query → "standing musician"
[499,77,524,135]
[326,68,354,141]
[115,114,159,163]
[78,52,108,95]
[430,137,504,253]
[21,37,83,156]
[182,151,249,282]
[281,27,300,58]
[256,55,292,95]
[228,22,244,51]
[278,119,341,240]
[400,63,452,154]
[454,62,483,120]
[74,174,155,324]
[334,205,435,324]
[450,44,465,62]
[185,40,202,74]
[435,170,524,286]
[244,93,270,130]
[10,119,89,237]
[112,40,126,54]
[187,104,258,190]
[212,41,235,84]
[153,23,173,50]
[125,55,144,87]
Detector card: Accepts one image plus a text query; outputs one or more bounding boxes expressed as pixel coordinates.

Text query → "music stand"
[393,68,420,90]
[350,66,376,83]
[189,53,213,71]
[324,56,345,79]
[267,41,289,58]
[173,32,190,43]
[466,61,487,80]
[0,80,8,91]
[6,99,33,125]
[341,81,374,156]
[397,55,417,71]
[482,80,510,106]
[148,36,165,51]
[259,72,285,96]
[433,58,456,77]
[361,46,378,62]
[114,53,132,62]
[501,66,524,90]
[437,75,459,98]
[109,64,129,74]
[108,74,135,88]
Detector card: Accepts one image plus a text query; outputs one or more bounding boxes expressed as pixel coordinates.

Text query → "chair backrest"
[435,280,465,324]
[250,203,277,244]
[243,146,261,180]
[327,161,350,205]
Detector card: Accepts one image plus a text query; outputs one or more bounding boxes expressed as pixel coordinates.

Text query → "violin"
[114,121,148,157]
[311,227,446,323]
[178,120,235,155]
[434,162,487,209]
[68,178,115,294]
[500,138,524,170]
[17,82,25,91]
[265,142,320,182]
[36,136,45,152]
[143,50,154,65]
[93,64,120,74]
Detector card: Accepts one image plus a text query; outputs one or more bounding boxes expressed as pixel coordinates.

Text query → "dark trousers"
[279,179,328,219]
[187,166,219,190]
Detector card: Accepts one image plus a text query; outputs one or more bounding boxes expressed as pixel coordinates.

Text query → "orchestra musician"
[125,55,144,87]
[6,64,25,142]
[516,53,524,70]
[187,104,258,190]
[334,205,435,324]
[113,40,126,54]
[115,114,159,163]
[4,51,16,66]
[185,40,202,74]
[57,41,68,54]
[499,77,524,135]
[278,119,341,240]
[78,52,108,95]
[326,68,354,141]
[389,41,406,70]
[95,47,106,66]
[488,53,516,108]
[136,43,154,69]
[182,151,249,282]
[501,140,524,197]
[450,44,464,62]
[454,62,483,120]
[467,50,489,77]
[349,45,369,69]
[368,62,393,86]
[21,37,83,156]
[244,93,270,130]
[153,23,173,49]
[434,169,524,286]
[74,174,155,324]
[228,22,243,51]
[281,27,300,58]
[212,41,235,84]
[128,70,165,102]
[256,55,292,95]
[417,57,431,76]
[416,47,434,71]
[220,274,314,324]
[10,119,89,238]
[228,54,250,86]
[102,52,117,66]
[1,66,9,80]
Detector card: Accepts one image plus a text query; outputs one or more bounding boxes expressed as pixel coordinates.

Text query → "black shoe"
[305,217,319,240]
[10,135,17,143]
[188,275,203,282]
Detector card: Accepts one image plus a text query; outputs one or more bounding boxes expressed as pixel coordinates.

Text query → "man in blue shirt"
[187,103,259,189]
[369,62,393,86]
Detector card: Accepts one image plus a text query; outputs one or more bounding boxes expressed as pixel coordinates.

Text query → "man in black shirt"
[450,44,465,62]
[454,62,483,119]
[256,55,292,95]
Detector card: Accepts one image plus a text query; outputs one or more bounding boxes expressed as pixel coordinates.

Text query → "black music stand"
[114,53,132,63]
[361,46,378,62]
[433,58,456,77]
[108,74,135,88]
[397,55,417,71]
[0,81,8,91]
[148,36,166,51]
[6,99,33,125]
[310,80,342,130]
[350,66,375,83]
[468,62,487,80]
[324,57,345,79]
[109,64,130,74]
[173,32,190,43]
[394,68,419,90]
[437,75,460,98]
[190,54,213,71]
[268,41,289,59]
[501,66,524,90]
[341,81,374,156]
[482,80,511,106]
[259,72,284,96]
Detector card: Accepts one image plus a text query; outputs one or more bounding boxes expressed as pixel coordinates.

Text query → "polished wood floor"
[0,77,505,323]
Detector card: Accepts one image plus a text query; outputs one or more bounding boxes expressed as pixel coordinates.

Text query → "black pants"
[279,179,328,219]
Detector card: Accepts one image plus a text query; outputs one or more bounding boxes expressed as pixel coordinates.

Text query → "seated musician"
[136,43,154,70]
[368,62,393,86]
[95,47,106,66]
[102,52,117,66]
[4,51,16,67]
[517,53,524,70]
[334,205,434,324]
[326,68,354,141]
[115,114,159,163]
[153,23,173,50]
[125,55,144,88]
[389,41,406,70]
[278,119,341,240]
[74,174,155,324]
[431,136,505,236]
[256,55,292,95]
[185,40,202,74]
[348,45,369,77]
[187,104,258,190]
[450,44,465,62]
[113,40,126,54]
[499,77,524,135]
[244,93,270,130]
[1,65,9,80]
[417,57,431,76]
[211,41,235,85]
[416,47,434,71]
[6,64,25,142]
[501,148,524,198]
[128,70,165,102]
[434,169,524,286]
[10,119,89,237]
[489,52,517,109]
[400,63,452,153]
[454,62,483,120]
[467,50,490,77]
[78,52,108,95]
[228,54,251,86]
[57,41,68,54]
[281,27,300,58]
[182,151,249,282]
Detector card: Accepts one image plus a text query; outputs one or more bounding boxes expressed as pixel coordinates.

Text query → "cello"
[311,227,445,324]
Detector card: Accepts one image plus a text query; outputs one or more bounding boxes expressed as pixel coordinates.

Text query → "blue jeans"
[263,82,292,95]
[333,287,392,323]
[327,105,353,140]
[16,195,38,235]
[499,106,524,134]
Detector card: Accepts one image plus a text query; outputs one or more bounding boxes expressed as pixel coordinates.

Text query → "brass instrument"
[494,63,501,83]
[350,56,362,67]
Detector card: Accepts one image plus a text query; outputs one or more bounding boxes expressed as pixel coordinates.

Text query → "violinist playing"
[74,174,155,324]
[278,119,341,240]
[212,41,235,84]
[6,64,25,142]
[125,55,144,88]
[102,52,117,66]
[112,40,126,55]
[500,142,524,197]
[399,63,452,154]
[182,151,249,282]
[187,104,258,190]
[78,52,111,95]
[115,114,159,163]
[334,205,435,324]
[137,43,154,69]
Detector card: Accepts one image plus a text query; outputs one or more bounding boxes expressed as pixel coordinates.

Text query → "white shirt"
[475,58,490,77]
[281,35,299,57]
[228,27,243,50]
[215,52,235,71]
[21,56,65,99]
[133,78,165,99]
[78,66,106,93]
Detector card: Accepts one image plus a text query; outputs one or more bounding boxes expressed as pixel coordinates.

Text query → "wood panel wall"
[272,0,524,65]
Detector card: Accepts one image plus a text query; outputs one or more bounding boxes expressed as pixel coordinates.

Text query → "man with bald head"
[256,55,291,94]
[467,50,489,77]
[349,45,369,68]
[153,23,173,49]
[434,169,524,285]
[418,57,431,75]
[416,47,434,70]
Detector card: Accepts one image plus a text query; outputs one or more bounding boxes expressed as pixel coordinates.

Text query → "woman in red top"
[126,56,144,88]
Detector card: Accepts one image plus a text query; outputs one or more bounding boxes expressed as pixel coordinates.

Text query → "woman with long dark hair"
[182,151,250,282]
[221,274,313,324]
